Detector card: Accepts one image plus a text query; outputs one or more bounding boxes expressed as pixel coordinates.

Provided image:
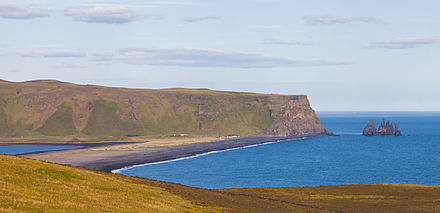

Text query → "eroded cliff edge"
[0,80,330,137]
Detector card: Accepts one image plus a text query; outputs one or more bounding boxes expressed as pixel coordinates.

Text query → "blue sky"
[1,0,439,111]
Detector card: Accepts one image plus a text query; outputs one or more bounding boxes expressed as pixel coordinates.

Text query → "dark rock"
[363,120,377,136]
[394,123,402,136]
[363,118,402,136]
[326,132,339,136]
[377,118,394,135]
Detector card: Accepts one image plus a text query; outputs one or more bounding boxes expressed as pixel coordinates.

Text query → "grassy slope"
[0,80,326,137]
[2,155,440,213]
[37,102,77,136]
[224,185,440,213]
[0,155,219,213]
[0,106,10,136]
[82,99,125,136]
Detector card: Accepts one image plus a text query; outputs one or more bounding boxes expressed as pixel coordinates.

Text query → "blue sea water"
[0,146,81,155]
[118,112,440,189]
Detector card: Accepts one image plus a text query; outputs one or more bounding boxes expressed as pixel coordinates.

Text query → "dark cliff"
[0,80,330,137]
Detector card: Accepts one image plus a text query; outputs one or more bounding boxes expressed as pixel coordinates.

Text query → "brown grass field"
[1,154,440,212]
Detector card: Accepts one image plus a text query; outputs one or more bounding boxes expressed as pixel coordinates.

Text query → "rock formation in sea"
[363,118,402,136]
[362,120,377,136]
[394,122,402,136]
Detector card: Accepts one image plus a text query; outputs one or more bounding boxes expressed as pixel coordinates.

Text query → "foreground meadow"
[1,154,440,212]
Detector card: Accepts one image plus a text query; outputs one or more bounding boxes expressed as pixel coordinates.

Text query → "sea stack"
[394,123,402,136]
[362,120,377,136]
[362,118,402,136]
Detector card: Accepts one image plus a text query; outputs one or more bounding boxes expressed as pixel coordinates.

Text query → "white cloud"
[73,0,195,8]
[93,47,351,68]
[0,3,50,19]
[65,6,146,24]
[21,50,86,58]
[304,15,383,25]
[182,16,221,22]
[364,38,440,49]
[262,39,313,46]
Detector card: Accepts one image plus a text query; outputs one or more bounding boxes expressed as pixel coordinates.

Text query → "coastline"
[5,141,144,156]
[111,136,306,173]
[82,136,308,172]
[23,135,319,173]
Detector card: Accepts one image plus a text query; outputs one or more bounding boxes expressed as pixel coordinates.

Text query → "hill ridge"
[0,79,328,137]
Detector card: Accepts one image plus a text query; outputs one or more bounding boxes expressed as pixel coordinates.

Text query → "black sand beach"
[94,136,303,172]
[23,136,310,172]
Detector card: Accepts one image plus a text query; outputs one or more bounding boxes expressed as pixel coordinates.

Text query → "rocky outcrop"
[363,118,402,136]
[0,79,331,137]
[394,122,402,136]
[362,120,377,136]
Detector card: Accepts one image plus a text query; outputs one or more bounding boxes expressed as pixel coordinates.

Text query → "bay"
[119,112,440,189]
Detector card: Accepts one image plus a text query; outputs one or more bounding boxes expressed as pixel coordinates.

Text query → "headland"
[0,79,330,138]
[1,79,332,171]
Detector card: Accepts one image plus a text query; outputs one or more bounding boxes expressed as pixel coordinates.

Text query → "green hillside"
[0,106,9,136]
[0,80,329,137]
[37,103,77,136]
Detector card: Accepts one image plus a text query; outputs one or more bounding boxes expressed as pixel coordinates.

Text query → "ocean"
[118,112,440,189]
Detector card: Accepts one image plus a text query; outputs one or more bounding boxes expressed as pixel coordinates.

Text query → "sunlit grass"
[2,154,440,212]
[0,155,218,212]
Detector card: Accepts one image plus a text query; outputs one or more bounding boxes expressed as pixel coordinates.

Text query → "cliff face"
[0,80,329,137]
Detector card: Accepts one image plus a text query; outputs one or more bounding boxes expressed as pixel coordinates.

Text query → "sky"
[1,0,439,111]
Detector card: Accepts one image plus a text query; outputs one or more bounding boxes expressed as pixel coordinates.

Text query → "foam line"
[335,132,362,135]
[111,137,304,174]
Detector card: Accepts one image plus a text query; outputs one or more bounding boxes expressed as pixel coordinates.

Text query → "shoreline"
[0,141,143,147]
[24,135,321,173]
[6,141,144,156]
[94,135,318,172]
[111,137,304,173]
